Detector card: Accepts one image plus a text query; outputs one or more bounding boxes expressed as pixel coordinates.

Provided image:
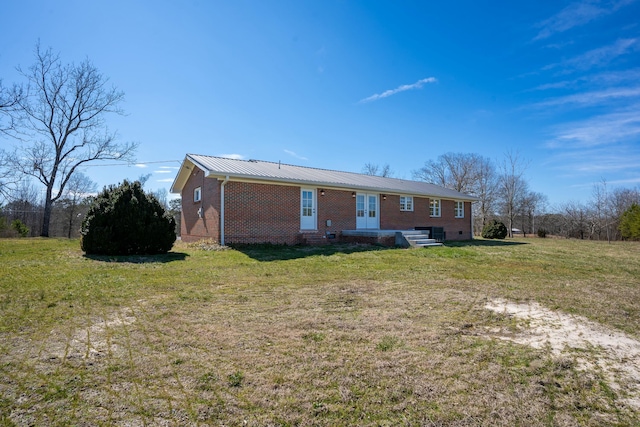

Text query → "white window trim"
[455,201,464,218]
[194,186,202,202]
[400,195,413,211]
[430,199,441,217]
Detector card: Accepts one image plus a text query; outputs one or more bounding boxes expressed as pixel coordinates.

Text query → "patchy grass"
[0,237,639,425]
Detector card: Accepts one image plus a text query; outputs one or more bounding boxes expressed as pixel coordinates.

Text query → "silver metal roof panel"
[180,154,478,201]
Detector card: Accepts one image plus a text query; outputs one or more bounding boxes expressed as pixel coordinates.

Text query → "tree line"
[0,174,181,239]
[366,153,640,241]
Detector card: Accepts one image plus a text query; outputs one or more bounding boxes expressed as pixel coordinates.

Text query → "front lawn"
[1,237,638,425]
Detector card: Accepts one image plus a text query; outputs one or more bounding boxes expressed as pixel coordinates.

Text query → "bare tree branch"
[413,152,488,194]
[5,43,137,236]
[498,150,530,238]
[362,162,393,177]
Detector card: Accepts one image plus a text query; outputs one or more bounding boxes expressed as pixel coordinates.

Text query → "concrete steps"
[398,230,443,248]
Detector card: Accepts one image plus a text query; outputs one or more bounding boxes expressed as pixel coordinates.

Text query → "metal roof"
[171,154,478,201]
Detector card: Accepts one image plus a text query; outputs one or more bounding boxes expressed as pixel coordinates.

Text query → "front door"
[300,188,316,230]
[356,193,379,229]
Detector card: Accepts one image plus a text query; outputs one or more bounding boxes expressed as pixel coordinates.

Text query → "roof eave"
[203,172,478,201]
[170,156,205,194]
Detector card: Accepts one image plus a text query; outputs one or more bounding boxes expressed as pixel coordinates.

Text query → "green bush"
[11,219,29,237]
[81,180,176,255]
[537,229,547,238]
[481,219,508,239]
[619,203,640,241]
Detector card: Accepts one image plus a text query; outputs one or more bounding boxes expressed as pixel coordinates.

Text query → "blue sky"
[1,0,639,207]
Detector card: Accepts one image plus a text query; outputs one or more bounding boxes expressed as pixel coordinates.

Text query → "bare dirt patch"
[485,299,640,409]
[46,304,139,360]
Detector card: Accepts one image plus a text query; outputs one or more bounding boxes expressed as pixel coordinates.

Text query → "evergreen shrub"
[11,219,29,237]
[81,180,176,255]
[619,203,640,241]
[481,219,508,239]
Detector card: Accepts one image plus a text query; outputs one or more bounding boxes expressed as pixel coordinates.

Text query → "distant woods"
[366,152,640,241]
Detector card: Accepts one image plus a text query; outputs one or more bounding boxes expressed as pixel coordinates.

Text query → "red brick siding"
[180,168,220,243]
[181,174,473,244]
[317,189,356,240]
[380,195,430,229]
[428,199,472,240]
[224,182,301,245]
[380,195,471,241]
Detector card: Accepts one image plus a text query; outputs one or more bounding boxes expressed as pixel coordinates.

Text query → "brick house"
[171,154,478,246]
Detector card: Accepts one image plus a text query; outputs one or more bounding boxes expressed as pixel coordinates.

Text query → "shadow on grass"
[445,239,529,248]
[231,243,390,261]
[84,251,188,263]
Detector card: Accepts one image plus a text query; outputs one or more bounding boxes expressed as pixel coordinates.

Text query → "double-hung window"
[400,196,413,211]
[430,199,441,217]
[194,186,202,202]
[454,201,464,218]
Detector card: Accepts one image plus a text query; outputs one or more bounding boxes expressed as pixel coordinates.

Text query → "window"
[194,186,201,202]
[430,199,441,217]
[400,196,413,211]
[301,190,313,217]
[455,201,464,218]
[356,194,365,218]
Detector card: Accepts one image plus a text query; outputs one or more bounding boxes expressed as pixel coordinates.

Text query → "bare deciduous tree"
[2,180,42,236]
[0,80,24,200]
[413,152,498,235]
[58,172,96,238]
[0,79,23,135]
[560,201,589,239]
[471,156,498,233]
[362,162,393,177]
[5,43,137,236]
[591,179,613,242]
[498,151,529,238]
[413,152,486,193]
[169,197,181,236]
[516,190,547,236]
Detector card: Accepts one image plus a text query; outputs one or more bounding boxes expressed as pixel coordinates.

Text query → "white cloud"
[606,176,640,186]
[542,39,639,74]
[547,106,640,148]
[566,38,638,70]
[543,144,640,189]
[134,163,148,168]
[154,170,173,174]
[359,77,437,103]
[218,153,244,160]
[534,2,605,41]
[531,69,640,91]
[531,81,574,91]
[533,86,640,108]
[157,178,174,183]
[534,0,635,41]
[284,149,308,161]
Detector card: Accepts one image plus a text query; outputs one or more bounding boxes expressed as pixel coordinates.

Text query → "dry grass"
[0,237,639,425]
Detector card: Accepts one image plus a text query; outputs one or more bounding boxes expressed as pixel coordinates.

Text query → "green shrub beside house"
[81,180,176,255]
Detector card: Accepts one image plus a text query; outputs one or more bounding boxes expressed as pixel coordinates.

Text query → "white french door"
[355,193,379,229]
[300,188,317,230]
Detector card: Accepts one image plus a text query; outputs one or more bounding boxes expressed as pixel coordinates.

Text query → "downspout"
[220,176,229,246]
